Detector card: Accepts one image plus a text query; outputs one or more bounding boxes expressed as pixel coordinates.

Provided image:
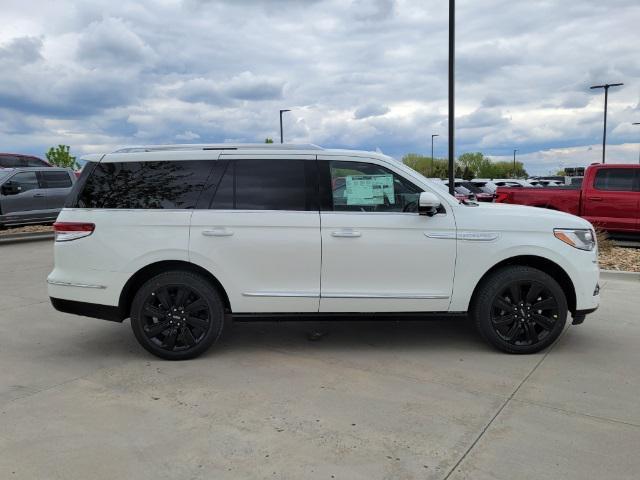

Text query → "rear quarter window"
[72,160,214,209]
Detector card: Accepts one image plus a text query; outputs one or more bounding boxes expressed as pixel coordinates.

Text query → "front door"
[318,157,457,313]
[582,167,639,233]
[190,156,321,313]
[1,171,49,224]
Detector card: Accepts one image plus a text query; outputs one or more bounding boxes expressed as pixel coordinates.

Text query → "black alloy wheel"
[490,280,559,346]
[130,271,224,360]
[472,266,568,354]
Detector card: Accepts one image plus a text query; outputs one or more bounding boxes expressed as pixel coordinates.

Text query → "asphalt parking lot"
[1,240,639,480]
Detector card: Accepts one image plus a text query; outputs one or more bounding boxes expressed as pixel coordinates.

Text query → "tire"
[472,266,568,354]
[130,271,224,360]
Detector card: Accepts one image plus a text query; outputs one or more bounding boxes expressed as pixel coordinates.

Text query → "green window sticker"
[345,175,395,205]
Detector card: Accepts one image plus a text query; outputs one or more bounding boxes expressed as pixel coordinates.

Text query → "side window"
[41,171,72,188]
[328,161,422,212]
[0,155,21,168]
[9,172,39,193]
[76,160,213,209]
[594,169,635,191]
[26,157,47,167]
[210,159,311,211]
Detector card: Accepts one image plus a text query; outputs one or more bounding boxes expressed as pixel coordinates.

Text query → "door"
[190,156,321,313]
[39,170,74,219]
[0,171,48,224]
[319,158,457,313]
[582,168,639,233]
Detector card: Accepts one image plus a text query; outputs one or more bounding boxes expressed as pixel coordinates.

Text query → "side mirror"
[419,191,441,216]
[1,182,20,196]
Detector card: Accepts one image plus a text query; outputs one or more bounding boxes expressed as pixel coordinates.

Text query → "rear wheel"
[130,271,224,360]
[472,266,567,354]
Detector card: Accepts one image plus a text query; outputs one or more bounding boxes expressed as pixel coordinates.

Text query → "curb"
[0,231,54,245]
[600,269,640,281]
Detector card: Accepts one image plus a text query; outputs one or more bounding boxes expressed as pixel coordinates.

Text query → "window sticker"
[345,174,395,205]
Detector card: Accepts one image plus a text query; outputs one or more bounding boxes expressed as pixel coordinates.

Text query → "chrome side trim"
[424,232,456,240]
[424,231,499,241]
[47,280,107,289]
[321,293,449,299]
[242,291,319,298]
[457,231,500,242]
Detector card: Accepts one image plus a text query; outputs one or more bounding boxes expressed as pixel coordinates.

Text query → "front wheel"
[130,271,224,360]
[472,266,568,354]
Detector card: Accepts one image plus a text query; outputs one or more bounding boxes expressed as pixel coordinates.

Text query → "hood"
[455,201,593,232]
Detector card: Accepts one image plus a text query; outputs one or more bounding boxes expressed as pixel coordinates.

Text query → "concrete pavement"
[0,240,638,479]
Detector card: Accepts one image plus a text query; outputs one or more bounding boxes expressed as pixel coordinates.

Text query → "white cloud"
[0,0,637,174]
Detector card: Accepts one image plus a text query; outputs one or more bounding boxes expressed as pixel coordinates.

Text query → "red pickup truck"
[495,164,640,234]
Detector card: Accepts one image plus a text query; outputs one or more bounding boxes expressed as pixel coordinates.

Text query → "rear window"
[73,160,214,209]
[41,171,72,188]
[594,169,636,191]
[210,159,313,211]
[0,155,47,168]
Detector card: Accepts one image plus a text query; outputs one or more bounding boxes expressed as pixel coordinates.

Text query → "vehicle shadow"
[214,316,488,356]
[69,316,489,361]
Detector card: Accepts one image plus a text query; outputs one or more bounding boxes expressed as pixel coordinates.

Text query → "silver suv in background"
[0,167,76,228]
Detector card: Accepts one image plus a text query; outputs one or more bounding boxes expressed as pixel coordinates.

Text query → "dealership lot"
[1,240,639,479]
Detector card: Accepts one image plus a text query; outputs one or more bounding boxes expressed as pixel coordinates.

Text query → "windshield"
[458,182,483,194]
[454,185,472,196]
[0,170,11,182]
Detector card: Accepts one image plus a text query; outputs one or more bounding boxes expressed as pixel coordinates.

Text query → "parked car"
[49,144,600,360]
[495,164,640,234]
[0,153,50,168]
[0,167,76,228]
[447,180,494,202]
[469,179,499,195]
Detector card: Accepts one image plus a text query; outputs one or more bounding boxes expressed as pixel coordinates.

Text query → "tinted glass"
[210,161,234,209]
[9,172,39,192]
[0,155,21,168]
[26,157,47,167]
[329,161,422,212]
[210,159,310,211]
[41,171,72,188]
[76,160,213,209]
[594,169,635,191]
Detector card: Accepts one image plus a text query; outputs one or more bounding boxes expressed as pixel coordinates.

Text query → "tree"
[462,166,474,180]
[264,138,274,144]
[46,145,77,169]
[555,169,565,176]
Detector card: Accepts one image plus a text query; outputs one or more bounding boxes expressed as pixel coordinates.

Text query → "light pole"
[447,0,455,196]
[513,148,518,178]
[279,109,290,144]
[431,134,439,160]
[633,122,640,164]
[590,83,623,163]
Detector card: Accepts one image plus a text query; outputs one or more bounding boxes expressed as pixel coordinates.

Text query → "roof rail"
[112,143,324,153]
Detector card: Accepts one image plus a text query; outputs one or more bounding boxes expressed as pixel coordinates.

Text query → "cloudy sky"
[1,0,639,174]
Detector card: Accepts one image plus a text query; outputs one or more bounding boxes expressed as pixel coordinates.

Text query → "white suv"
[48,144,600,360]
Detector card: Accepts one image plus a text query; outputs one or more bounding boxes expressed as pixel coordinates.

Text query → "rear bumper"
[50,297,124,322]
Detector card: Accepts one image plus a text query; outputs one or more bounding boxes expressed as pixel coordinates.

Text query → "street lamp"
[633,122,640,164]
[513,148,519,178]
[590,83,623,163]
[447,0,455,196]
[279,109,291,144]
[431,134,439,160]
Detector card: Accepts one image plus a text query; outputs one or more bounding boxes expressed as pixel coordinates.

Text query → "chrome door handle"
[588,196,603,201]
[202,228,234,237]
[331,229,361,238]
[33,193,45,198]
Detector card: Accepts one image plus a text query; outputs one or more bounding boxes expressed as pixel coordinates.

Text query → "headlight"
[553,228,596,251]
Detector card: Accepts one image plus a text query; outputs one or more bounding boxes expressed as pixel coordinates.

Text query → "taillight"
[53,222,95,242]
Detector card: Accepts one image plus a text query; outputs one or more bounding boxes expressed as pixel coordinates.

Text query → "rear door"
[0,171,49,223]
[39,170,74,218]
[582,167,639,233]
[190,156,321,313]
